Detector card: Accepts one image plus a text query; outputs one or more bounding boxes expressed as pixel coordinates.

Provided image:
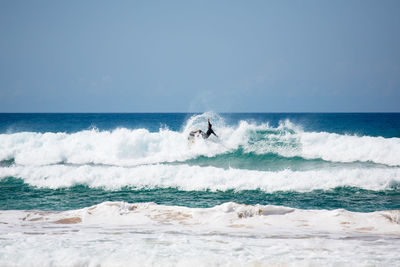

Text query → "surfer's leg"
[190,130,201,135]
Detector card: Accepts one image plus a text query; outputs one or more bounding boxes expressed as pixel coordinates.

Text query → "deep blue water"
[1,113,400,137]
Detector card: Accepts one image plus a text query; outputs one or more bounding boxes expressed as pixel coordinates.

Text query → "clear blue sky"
[0,0,399,112]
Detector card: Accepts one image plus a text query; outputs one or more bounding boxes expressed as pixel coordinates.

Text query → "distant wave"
[0,113,399,167]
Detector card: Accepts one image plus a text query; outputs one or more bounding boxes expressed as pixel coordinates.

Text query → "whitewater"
[1,113,399,191]
[0,112,399,266]
[1,201,400,266]
[1,116,400,167]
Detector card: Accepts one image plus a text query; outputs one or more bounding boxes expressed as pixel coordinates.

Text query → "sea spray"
[1,113,399,167]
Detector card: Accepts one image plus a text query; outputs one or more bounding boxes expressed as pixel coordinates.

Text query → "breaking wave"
[0,113,399,192]
[0,113,399,167]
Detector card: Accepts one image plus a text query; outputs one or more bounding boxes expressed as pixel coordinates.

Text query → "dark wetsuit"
[189,120,217,139]
[203,121,217,139]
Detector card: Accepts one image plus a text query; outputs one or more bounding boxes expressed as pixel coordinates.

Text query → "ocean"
[0,112,399,266]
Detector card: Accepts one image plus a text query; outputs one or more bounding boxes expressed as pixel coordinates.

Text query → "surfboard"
[188,132,203,145]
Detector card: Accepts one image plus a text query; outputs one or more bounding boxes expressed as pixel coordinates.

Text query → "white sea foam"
[298,131,400,166]
[1,164,399,191]
[0,202,399,266]
[0,113,399,167]
[3,201,400,233]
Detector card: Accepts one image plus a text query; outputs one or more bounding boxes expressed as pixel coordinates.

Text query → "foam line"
[1,164,399,192]
[2,201,399,235]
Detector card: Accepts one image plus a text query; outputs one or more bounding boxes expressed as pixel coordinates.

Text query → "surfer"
[189,118,218,139]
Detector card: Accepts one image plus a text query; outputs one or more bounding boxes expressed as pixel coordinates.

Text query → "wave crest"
[0,114,399,167]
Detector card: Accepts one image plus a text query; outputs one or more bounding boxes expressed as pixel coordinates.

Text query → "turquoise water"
[1,177,398,212]
[0,112,399,212]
